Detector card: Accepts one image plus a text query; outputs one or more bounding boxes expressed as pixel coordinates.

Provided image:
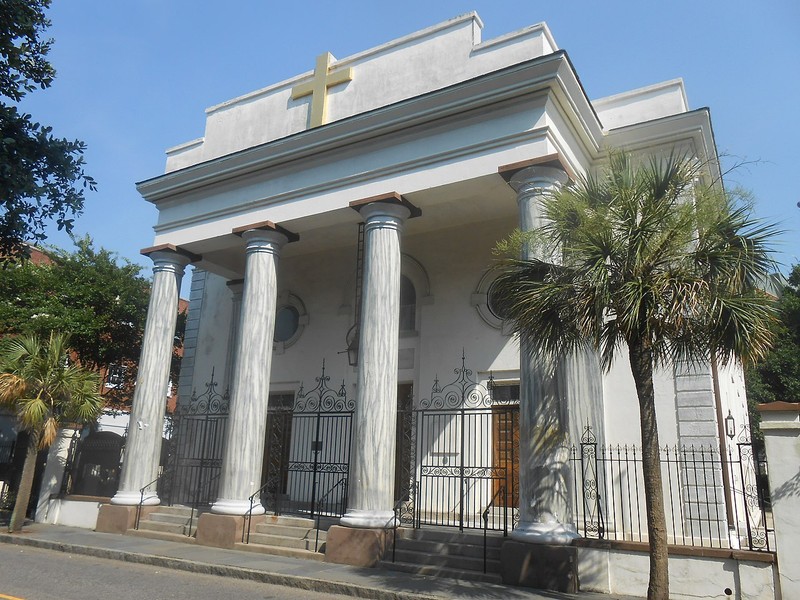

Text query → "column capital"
[140,244,198,274]
[509,165,569,196]
[232,220,299,243]
[350,191,421,219]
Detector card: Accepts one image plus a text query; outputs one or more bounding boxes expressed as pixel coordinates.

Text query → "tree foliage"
[0,331,102,531]
[0,0,95,262]
[0,236,150,401]
[745,265,800,423]
[493,151,778,600]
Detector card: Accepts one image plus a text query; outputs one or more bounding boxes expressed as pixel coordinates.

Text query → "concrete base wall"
[501,541,578,593]
[37,497,103,529]
[577,544,777,600]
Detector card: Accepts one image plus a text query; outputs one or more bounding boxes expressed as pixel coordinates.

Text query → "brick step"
[393,538,501,561]
[379,560,503,584]
[233,542,325,561]
[245,532,325,551]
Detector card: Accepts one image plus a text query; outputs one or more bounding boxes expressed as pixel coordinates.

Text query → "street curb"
[0,533,440,600]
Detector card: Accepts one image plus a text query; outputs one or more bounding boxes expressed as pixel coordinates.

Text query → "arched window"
[399,275,416,332]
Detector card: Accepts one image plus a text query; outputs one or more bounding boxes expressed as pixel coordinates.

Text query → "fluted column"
[509,165,579,543]
[212,228,289,515]
[341,200,411,528]
[112,248,191,505]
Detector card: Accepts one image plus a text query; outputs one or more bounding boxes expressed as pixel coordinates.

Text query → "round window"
[486,279,509,320]
[274,305,300,343]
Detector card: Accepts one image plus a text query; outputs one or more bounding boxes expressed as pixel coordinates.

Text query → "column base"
[501,539,578,593]
[339,508,395,529]
[195,512,261,549]
[325,525,394,567]
[110,490,160,506]
[95,504,155,534]
[210,498,265,516]
[511,521,579,544]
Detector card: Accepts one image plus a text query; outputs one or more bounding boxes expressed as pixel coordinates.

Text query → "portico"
[96,13,750,594]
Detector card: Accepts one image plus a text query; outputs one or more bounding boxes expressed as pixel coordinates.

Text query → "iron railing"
[570,424,773,552]
[482,486,506,573]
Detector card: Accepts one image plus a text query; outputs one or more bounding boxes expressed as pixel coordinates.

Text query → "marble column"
[223,280,244,392]
[508,165,579,543]
[212,227,289,515]
[340,200,411,528]
[112,248,191,505]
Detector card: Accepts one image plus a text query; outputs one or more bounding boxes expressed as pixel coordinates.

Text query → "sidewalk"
[0,523,641,600]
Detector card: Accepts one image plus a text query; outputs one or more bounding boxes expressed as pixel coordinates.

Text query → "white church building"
[95,14,777,597]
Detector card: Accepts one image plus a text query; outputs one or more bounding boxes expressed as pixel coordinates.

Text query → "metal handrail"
[135,474,162,530]
[314,478,348,552]
[187,470,221,537]
[481,486,505,573]
[390,495,408,563]
[242,480,271,544]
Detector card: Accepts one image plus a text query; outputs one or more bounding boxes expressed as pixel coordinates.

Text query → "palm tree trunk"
[628,341,669,600]
[8,429,40,533]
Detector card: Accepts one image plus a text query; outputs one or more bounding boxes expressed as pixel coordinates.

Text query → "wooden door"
[492,404,519,507]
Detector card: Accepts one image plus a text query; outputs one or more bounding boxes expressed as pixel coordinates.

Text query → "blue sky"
[23,1,800,284]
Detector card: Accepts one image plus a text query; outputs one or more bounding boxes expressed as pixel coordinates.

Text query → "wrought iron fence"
[571,424,774,552]
[396,353,519,533]
[260,361,353,518]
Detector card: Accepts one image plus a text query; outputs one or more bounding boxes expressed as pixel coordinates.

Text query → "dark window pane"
[274,306,300,342]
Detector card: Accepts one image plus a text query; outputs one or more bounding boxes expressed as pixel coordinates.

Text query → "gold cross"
[291,52,353,128]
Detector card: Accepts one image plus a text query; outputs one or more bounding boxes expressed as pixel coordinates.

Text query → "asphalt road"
[0,544,349,600]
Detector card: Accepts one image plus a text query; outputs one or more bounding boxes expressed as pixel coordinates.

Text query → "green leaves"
[0,331,102,448]
[0,1,95,261]
[493,150,779,371]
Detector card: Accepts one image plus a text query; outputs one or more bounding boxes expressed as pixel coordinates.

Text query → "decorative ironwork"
[405,354,519,533]
[182,368,230,416]
[293,360,352,412]
[260,361,353,519]
[420,350,494,410]
[569,424,774,552]
[162,368,229,508]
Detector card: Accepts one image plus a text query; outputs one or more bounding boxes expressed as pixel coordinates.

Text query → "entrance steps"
[129,505,203,542]
[233,514,328,562]
[381,527,505,583]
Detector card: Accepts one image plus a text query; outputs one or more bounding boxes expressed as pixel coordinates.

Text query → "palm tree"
[0,332,102,532]
[493,152,777,600]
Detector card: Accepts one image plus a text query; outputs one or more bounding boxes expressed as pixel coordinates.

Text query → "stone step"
[245,532,325,552]
[128,529,196,544]
[391,547,500,573]
[259,514,317,529]
[137,520,188,535]
[380,560,503,584]
[233,542,325,562]
[150,505,197,517]
[149,512,195,526]
[397,527,506,547]
[252,523,324,540]
[394,538,501,561]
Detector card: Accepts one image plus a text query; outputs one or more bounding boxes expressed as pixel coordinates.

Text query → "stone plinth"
[195,512,260,549]
[501,540,578,593]
[95,504,155,534]
[324,525,393,567]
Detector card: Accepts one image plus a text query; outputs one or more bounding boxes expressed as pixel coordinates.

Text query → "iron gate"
[396,354,519,532]
[261,362,353,518]
[162,369,228,508]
